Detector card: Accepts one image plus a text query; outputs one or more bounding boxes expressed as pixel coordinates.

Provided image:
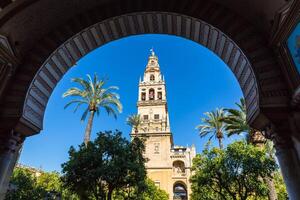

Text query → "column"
[289,111,300,161]
[265,125,300,200]
[0,131,24,200]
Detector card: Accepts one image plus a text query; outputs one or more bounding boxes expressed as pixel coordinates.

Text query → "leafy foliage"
[127,114,142,133]
[196,108,226,148]
[273,170,288,200]
[5,167,43,200]
[190,141,278,200]
[113,178,169,200]
[5,167,77,200]
[63,74,122,145]
[222,98,250,137]
[61,130,148,200]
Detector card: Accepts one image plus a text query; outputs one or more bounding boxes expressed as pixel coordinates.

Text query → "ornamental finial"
[150,47,155,56]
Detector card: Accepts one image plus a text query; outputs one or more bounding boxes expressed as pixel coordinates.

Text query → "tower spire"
[150,47,155,56]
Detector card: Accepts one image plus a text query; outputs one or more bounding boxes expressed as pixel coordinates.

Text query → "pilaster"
[0,131,24,200]
[265,124,300,200]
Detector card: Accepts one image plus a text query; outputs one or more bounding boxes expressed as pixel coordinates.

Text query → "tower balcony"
[137,99,166,106]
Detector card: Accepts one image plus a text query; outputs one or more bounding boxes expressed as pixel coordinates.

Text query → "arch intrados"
[21,11,259,133]
[173,160,185,166]
[173,181,188,191]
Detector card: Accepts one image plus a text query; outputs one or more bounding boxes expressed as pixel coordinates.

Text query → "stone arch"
[0,0,291,136]
[19,12,260,133]
[148,88,155,101]
[173,181,188,200]
[150,74,155,81]
[173,160,186,174]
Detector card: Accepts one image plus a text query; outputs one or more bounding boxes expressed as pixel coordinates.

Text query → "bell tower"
[132,49,173,166]
[131,49,195,200]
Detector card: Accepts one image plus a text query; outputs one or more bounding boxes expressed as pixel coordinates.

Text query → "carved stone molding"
[292,86,300,107]
[0,35,19,100]
[270,0,296,45]
[264,124,294,150]
[21,12,260,132]
[270,0,300,90]
[0,130,24,154]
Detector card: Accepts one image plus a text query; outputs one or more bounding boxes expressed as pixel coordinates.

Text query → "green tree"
[190,141,277,200]
[196,108,226,149]
[222,98,265,145]
[36,171,78,199]
[5,167,77,200]
[5,167,43,200]
[36,171,61,193]
[61,130,147,200]
[127,114,142,133]
[113,178,169,200]
[222,98,249,137]
[141,179,169,200]
[273,170,288,200]
[223,98,280,200]
[63,74,122,146]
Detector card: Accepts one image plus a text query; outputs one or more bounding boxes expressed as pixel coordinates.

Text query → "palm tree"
[196,108,226,149]
[223,98,277,200]
[222,98,249,136]
[63,74,122,146]
[223,98,265,145]
[127,114,141,133]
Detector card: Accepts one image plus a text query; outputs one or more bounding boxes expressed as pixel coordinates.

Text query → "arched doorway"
[0,0,299,199]
[173,182,188,200]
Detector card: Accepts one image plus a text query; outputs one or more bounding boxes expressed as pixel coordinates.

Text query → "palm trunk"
[107,187,113,200]
[264,176,278,200]
[84,110,95,146]
[251,131,277,200]
[218,137,223,149]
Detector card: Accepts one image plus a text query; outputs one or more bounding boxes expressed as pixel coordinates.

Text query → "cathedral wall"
[145,135,172,167]
[147,168,173,200]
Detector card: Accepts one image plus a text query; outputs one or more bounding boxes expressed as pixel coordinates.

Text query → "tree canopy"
[63,74,122,146]
[61,130,148,200]
[190,141,277,200]
[196,108,226,149]
[5,167,77,200]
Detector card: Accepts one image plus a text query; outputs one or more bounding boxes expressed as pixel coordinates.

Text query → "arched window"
[173,182,187,200]
[173,161,185,174]
[157,92,162,100]
[149,88,155,100]
[141,92,146,101]
[150,74,155,81]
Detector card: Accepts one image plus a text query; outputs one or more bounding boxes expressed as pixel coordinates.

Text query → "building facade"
[131,50,196,200]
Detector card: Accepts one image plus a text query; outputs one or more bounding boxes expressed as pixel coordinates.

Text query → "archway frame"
[21,12,260,134]
[173,181,188,200]
[0,0,291,137]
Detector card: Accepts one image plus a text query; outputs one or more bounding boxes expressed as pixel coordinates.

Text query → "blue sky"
[19,34,243,172]
[287,22,300,73]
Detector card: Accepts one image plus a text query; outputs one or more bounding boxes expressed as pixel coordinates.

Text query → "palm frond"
[62,87,87,98]
[63,99,88,110]
[80,108,89,122]
[63,73,122,125]
[196,108,226,142]
[71,77,92,93]
[103,105,118,119]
